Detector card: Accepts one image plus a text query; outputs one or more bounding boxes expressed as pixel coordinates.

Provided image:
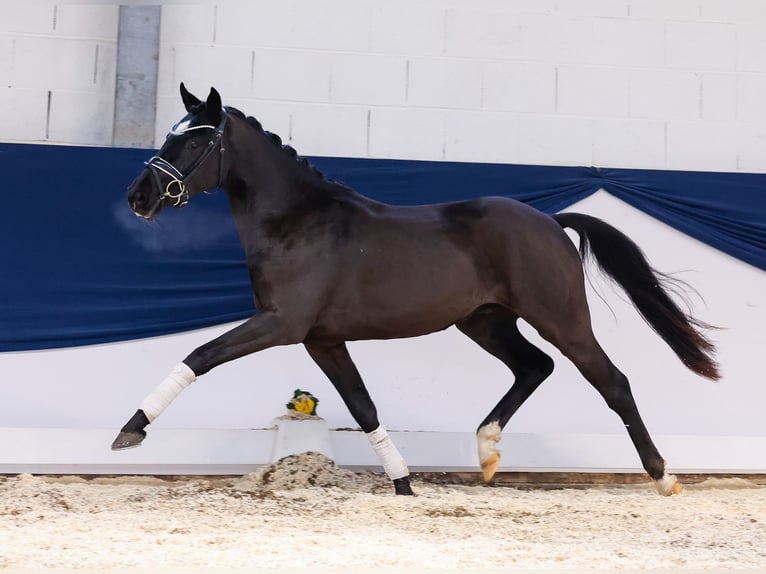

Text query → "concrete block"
[370,2,446,55]
[161,5,215,45]
[270,418,334,462]
[289,0,372,52]
[557,66,630,117]
[701,73,737,121]
[482,62,556,113]
[627,0,701,20]
[368,107,446,160]
[224,98,293,144]
[736,123,766,173]
[407,57,483,109]
[736,75,766,123]
[444,110,519,163]
[0,87,48,141]
[514,114,594,166]
[171,45,253,101]
[590,18,664,68]
[11,37,104,91]
[212,1,292,48]
[330,54,407,106]
[445,7,522,59]
[0,5,54,34]
[557,0,629,18]
[630,70,701,120]
[592,118,665,169]
[0,37,12,85]
[666,121,738,172]
[48,90,114,146]
[519,14,595,63]
[666,22,737,71]
[736,25,766,73]
[252,49,332,103]
[289,104,368,158]
[54,5,119,40]
[699,0,766,24]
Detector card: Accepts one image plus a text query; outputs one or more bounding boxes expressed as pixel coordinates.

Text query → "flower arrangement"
[286,389,319,416]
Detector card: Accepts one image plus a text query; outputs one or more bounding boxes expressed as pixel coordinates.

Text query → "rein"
[144,114,227,208]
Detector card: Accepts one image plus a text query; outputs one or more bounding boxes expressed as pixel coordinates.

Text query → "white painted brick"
[154,95,187,145]
[518,14,595,63]
[666,22,737,71]
[0,87,48,141]
[590,18,664,67]
[444,7,522,59]
[156,46,176,98]
[556,0,629,18]
[330,54,407,106]
[252,50,332,103]
[170,45,253,101]
[11,37,103,91]
[699,0,766,24]
[736,75,766,122]
[627,0,701,20]
[701,74,737,121]
[630,70,701,120]
[0,37,12,85]
[592,118,665,169]
[407,58,483,109]
[557,66,630,117]
[736,25,766,73]
[0,5,54,34]
[289,0,372,52]
[54,5,119,40]
[514,114,594,166]
[736,123,766,173]
[444,110,519,163]
[482,62,556,113]
[370,2,446,56]
[48,90,114,146]
[161,5,215,45]
[368,107,446,160]
[666,121,738,172]
[289,104,368,158]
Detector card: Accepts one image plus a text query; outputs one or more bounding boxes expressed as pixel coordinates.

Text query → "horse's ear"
[206,87,222,122]
[180,82,201,112]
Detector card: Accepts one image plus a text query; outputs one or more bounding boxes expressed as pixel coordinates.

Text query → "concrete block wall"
[2,1,766,169]
[0,5,118,146]
[153,0,766,172]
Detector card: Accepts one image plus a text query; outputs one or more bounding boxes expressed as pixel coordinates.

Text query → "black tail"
[554,212,719,381]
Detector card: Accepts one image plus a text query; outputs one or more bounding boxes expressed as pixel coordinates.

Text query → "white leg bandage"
[139,363,196,422]
[366,425,409,480]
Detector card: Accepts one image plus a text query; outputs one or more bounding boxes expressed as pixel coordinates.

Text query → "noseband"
[144,114,227,208]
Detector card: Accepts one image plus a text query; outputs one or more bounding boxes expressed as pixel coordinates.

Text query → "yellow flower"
[293,398,316,415]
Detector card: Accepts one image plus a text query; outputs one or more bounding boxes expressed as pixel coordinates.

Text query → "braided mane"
[224,106,348,189]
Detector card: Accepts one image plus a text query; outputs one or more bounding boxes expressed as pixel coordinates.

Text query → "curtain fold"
[1,143,763,351]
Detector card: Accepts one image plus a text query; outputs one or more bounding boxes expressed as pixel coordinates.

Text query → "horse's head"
[127,83,226,219]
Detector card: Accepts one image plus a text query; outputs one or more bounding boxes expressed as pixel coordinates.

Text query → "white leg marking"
[477,421,502,465]
[366,425,409,480]
[655,473,680,496]
[139,363,196,422]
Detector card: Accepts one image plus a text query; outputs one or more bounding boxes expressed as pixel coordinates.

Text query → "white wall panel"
[407,57,483,109]
[330,54,407,106]
[629,70,701,120]
[368,107,446,160]
[0,88,48,141]
[665,22,737,71]
[289,103,369,157]
[48,90,114,146]
[591,118,665,169]
[701,73,737,121]
[557,66,631,117]
[482,62,556,113]
[666,121,739,171]
[370,3,446,56]
[444,111,519,163]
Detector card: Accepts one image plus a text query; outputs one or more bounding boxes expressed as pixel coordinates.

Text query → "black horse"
[113,84,718,496]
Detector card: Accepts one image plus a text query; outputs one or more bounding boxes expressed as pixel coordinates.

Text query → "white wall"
[0,5,118,145]
[0,1,764,471]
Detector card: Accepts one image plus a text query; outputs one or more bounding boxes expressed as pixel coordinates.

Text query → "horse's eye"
[189,140,200,150]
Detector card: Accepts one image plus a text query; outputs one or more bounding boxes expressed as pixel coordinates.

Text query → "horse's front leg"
[304,341,414,496]
[111,311,299,450]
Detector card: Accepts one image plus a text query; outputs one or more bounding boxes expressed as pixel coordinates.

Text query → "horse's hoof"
[393,476,415,496]
[655,473,683,496]
[481,452,501,482]
[111,431,146,450]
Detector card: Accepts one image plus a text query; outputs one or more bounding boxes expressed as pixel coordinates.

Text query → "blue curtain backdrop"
[1,142,764,351]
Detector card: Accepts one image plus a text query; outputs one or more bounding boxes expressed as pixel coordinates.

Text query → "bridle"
[144,112,227,208]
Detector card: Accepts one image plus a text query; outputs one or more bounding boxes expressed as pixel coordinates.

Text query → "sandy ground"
[0,452,764,571]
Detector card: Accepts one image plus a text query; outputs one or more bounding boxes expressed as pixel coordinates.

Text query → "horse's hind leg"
[535,313,682,496]
[456,306,554,482]
[304,341,413,496]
